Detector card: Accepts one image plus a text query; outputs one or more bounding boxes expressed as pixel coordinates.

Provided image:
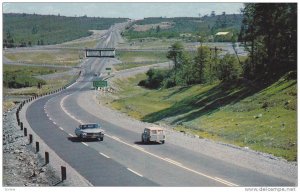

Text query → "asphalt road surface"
[25,23,295,187]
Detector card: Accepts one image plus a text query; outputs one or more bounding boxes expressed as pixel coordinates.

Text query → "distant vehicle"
[141,126,166,144]
[75,123,104,141]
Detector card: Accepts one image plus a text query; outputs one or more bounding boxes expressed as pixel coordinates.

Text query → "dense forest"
[123,14,243,40]
[239,3,297,80]
[140,3,297,89]
[3,13,128,47]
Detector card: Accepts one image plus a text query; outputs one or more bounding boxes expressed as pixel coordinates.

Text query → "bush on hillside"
[138,68,169,89]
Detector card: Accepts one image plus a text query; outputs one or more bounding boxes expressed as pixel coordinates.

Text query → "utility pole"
[209,46,223,83]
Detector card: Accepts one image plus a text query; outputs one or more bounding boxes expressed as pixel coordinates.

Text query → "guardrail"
[14,70,83,186]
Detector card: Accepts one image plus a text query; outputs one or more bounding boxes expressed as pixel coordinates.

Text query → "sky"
[3,2,244,19]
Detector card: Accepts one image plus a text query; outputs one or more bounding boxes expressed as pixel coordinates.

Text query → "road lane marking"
[99,152,110,159]
[60,94,82,123]
[127,168,143,177]
[132,145,145,151]
[214,177,239,187]
[164,158,182,166]
[53,121,57,125]
[111,136,120,141]
[68,133,74,137]
[82,142,89,147]
[58,89,239,186]
[60,94,86,125]
[59,127,64,131]
[106,134,238,186]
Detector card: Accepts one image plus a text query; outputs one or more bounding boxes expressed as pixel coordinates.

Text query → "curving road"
[24,23,295,186]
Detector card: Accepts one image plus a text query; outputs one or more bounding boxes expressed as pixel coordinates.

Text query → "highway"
[24,23,295,186]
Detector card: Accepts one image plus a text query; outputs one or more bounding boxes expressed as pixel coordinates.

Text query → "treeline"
[3,65,59,89]
[140,3,297,88]
[4,70,46,89]
[139,42,241,89]
[239,3,297,80]
[3,13,128,48]
[124,14,243,40]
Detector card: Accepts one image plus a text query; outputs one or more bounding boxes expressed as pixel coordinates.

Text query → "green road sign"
[93,80,107,88]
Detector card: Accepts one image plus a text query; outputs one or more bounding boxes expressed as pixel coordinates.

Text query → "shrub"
[139,68,170,89]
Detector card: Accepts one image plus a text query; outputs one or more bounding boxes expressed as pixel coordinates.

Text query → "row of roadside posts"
[14,71,82,185]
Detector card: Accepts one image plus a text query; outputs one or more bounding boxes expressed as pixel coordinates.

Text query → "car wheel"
[142,136,145,143]
[161,140,165,144]
[99,137,103,141]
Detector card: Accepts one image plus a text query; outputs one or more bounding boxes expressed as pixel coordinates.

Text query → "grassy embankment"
[3,39,90,111]
[115,51,169,71]
[4,49,83,67]
[115,38,199,71]
[3,65,75,95]
[103,73,297,161]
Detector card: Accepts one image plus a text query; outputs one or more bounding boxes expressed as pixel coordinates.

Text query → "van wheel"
[161,140,165,144]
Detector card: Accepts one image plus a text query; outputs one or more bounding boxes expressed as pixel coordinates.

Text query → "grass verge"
[4,49,81,67]
[114,50,169,71]
[103,73,297,161]
[3,65,77,112]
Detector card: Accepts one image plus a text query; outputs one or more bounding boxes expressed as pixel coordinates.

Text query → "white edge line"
[105,134,238,187]
[59,127,64,131]
[164,158,182,166]
[127,168,143,177]
[111,136,120,140]
[214,177,239,187]
[99,152,110,159]
[82,142,88,147]
[133,145,145,151]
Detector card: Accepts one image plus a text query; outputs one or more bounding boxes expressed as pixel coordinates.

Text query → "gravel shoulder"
[79,65,297,185]
[2,106,62,186]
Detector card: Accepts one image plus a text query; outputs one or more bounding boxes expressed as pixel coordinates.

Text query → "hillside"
[123,14,243,40]
[105,72,297,161]
[3,13,128,47]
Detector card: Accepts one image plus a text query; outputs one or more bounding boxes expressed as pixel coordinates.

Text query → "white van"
[141,126,166,144]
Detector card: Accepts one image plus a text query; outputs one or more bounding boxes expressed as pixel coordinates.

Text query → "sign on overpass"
[93,80,108,88]
[85,48,115,58]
